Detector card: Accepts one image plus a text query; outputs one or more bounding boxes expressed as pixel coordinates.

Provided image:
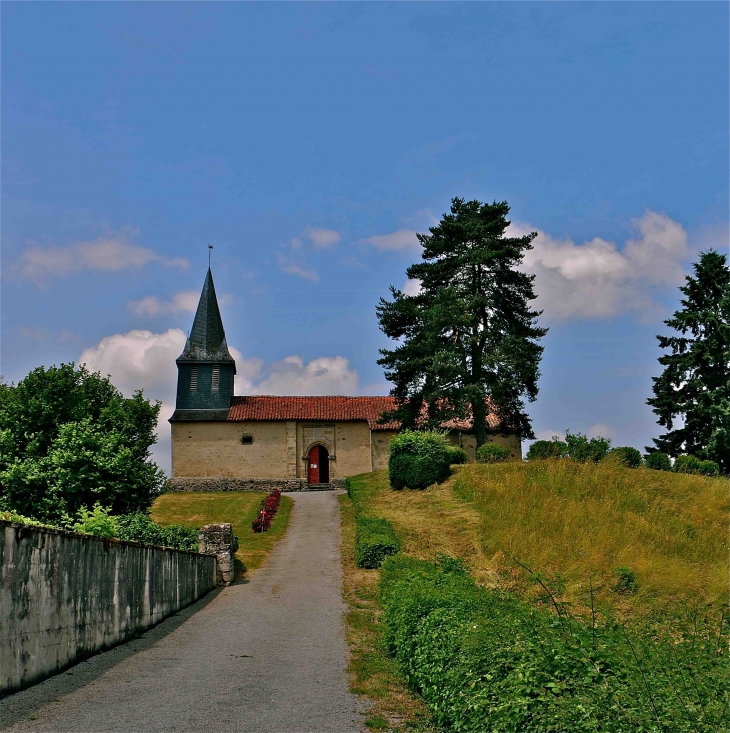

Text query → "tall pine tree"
[647,250,730,473]
[376,198,546,446]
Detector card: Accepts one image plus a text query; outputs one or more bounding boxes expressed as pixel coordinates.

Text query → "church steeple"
[178,269,236,364]
[171,268,237,421]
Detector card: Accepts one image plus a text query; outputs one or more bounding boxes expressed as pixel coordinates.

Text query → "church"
[168,269,521,491]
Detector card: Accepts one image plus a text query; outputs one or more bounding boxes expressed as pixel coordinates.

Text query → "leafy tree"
[377,198,547,446]
[0,363,165,522]
[647,250,730,473]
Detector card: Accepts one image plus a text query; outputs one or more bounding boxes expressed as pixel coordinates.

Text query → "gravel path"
[0,491,366,733]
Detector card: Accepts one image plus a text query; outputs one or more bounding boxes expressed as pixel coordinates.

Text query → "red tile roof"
[227,395,498,431]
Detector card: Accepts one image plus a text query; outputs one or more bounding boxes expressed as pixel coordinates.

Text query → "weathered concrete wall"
[0,521,216,698]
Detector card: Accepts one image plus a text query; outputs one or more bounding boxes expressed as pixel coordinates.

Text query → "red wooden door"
[308,446,320,484]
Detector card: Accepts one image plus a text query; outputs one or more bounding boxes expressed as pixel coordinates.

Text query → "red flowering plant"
[251,489,282,533]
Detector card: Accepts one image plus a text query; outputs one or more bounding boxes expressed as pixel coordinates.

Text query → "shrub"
[115,512,199,551]
[252,489,282,532]
[447,445,468,464]
[612,566,639,595]
[673,454,703,474]
[564,430,611,462]
[72,503,118,538]
[644,451,672,471]
[355,515,400,568]
[475,442,510,463]
[379,554,729,733]
[606,446,643,468]
[388,430,452,490]
[698,459,720,476]
[526,438,567,460]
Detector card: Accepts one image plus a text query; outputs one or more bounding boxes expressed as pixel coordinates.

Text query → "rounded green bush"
[644,451,672,471]
[388,430,452,490]
[447,446,468,464]
[606,447,643,468]
[673,455,703,474]
[476,443,510,463]
[698,459,720,477]
[526,439,567,460]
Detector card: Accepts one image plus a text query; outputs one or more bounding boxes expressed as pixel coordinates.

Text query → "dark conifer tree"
[376,198,547,446]
[647,250,730,473]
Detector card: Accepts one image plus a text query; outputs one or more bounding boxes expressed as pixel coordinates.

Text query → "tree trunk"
[472,397,487,448]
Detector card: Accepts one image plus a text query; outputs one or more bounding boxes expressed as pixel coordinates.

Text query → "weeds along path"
[0,492,366,733]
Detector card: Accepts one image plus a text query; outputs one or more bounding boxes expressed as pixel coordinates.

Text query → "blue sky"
[2,2,728,471]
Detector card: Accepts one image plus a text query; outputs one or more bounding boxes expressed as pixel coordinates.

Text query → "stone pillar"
[198,523,237,586]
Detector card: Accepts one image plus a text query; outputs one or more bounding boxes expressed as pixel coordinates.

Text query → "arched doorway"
[307,444,329,484]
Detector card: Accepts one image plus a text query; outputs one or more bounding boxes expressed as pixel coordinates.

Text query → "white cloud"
[277,253,319,282]
[361,229,422,253]
[305,226,340,250]
[588,423,615,440]
[512,210,689,320]
[402,278,422,296]
[251,355,358,396]
[17,235,188,285]
[128,290,234,317]
[128,291,199,317]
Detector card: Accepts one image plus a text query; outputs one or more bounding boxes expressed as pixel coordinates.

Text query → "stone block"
[199,523,237,586]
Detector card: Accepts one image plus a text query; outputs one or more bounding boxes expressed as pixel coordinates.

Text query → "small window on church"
[212,366,220,392]
[241,435,253,445]
[190,367,198,392]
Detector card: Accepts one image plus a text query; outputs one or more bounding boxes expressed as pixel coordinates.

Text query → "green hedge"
[644,451,672,471]
[673,455,720,476]
[379,555,729,732]
[476,443,510,463]
[355,515,400,569]
[388,430,452,490]
[447,445,468,464]
[526,439,567,460]
[606,446,643,468]
[115,513,200,551]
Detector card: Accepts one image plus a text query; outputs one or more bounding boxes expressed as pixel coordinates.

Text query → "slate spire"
[176,268,236,366]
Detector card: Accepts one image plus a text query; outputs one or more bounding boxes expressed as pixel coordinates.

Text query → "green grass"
[151,491,292,576]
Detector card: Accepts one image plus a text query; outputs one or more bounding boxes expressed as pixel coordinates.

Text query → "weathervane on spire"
[208,244,213,267]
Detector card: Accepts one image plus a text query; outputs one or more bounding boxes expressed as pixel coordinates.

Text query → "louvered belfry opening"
[172,268,237,418]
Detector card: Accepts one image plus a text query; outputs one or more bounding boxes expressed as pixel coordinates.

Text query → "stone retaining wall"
[0,521,217,698]
[166,477,345,492]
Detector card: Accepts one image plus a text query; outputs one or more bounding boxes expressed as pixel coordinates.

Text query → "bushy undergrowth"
[447,445,468,464]
[564,431,612,462]
[388,430,452,490]
[526,439,567,460]
[2,503,200,551]
[355,515,400,568]
[645,451,672,471]
[346,476,401,569]
[115,512,199,550]
[674,455,720,476]
[476,443,510,463]
[606,446,643,468]
[380,554,730,733]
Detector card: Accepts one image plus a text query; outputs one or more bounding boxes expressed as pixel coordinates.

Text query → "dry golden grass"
[350,462,729,617]
[151,491,292,576]
[338,493,438,733]
[454,460,729,614]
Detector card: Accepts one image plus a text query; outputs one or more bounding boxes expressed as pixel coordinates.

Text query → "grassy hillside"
[342,463,729,731]
[348,461,728,617]
[151,491,292,576]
